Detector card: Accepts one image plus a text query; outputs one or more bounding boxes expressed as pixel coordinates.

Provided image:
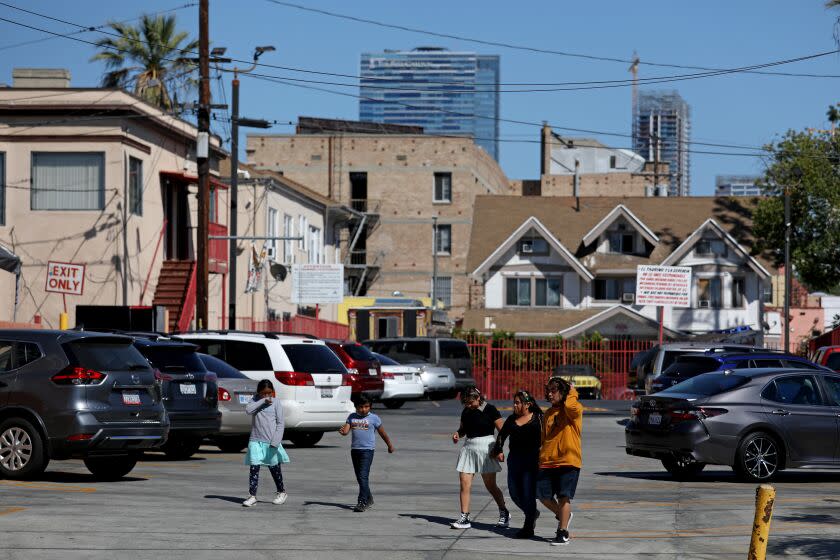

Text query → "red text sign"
[45,261,85,296]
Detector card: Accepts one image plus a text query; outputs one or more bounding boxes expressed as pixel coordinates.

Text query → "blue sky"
[1,1,839,195]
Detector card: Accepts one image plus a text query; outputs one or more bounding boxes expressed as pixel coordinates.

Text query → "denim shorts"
[536,467,580,500]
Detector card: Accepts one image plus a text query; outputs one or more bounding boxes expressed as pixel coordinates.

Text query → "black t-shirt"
[458,403,501,438]
[493,413,542,458]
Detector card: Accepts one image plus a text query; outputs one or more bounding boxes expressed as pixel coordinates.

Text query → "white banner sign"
[45,261,85,296]
[291,264,344,304]
[635,265,691,307]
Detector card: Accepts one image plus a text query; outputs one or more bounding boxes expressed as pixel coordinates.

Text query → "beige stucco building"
[0,70,226,329]
[246,118,511,318]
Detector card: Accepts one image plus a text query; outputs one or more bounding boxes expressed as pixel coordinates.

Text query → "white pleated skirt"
[456,435,502,474]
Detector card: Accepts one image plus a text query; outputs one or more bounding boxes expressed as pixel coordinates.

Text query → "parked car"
[631,343,761,394]
[813,346,840,372]
[323,340,384,401]
[132,338,221,460]
[177,332,353,447]
[365,337,475,394]
[648,351,826,393]
[553,364,602,399]
[372,352,424,409]
[0,330,169,480]
[625,367,840,482]
[198,353,258,453]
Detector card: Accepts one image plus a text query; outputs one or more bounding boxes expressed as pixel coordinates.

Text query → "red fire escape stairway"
[152,260,197,332]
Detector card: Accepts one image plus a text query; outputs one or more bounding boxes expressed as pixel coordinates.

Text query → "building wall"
[246,134,509,317]
[0,109,223,328]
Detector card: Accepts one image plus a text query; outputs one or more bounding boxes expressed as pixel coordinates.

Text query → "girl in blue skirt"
[242,379,289,507]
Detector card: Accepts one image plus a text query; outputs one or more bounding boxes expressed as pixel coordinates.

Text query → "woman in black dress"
[493,389,543,538]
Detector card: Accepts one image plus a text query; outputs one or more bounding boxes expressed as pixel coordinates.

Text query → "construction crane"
[629,51,640,148]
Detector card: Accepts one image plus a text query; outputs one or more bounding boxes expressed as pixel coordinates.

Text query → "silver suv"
[0,330,169,480]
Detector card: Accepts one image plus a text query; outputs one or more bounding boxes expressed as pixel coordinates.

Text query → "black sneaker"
[353,501,368,513]
[513,525,534,539]
[550,528,570,546]
[367,496,374,509]
[450,512,471,529]
[497,508,511,528]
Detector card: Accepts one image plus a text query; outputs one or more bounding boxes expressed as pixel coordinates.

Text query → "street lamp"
[227,45,275,329]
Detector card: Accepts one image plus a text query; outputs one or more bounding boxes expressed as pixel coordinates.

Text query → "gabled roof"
[471,216,593,281]
[557,305,683,339]
[661,218,771,278]
[467,196,775,274]
[582,204,659,247]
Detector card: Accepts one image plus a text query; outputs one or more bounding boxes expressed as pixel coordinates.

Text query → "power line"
[263,0,840,79]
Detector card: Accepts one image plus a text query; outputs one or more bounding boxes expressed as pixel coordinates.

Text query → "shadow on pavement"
[595,470,840,484]
[32,471,147,483]
[775,513,840,524]
[768,537,840,559]
[205,494,245,504]
[303,500,355,510]
[138,453,206,463]
[398,513,500,533]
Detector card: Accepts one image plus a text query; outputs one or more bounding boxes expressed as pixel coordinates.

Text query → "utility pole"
[431,216,438,309]
[783,186,791,352]
[196,0,210,330]
[226,46,275,330]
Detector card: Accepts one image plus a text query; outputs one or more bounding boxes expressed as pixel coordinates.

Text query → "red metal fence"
[237,315,350,340]
[463,335,652,401]
[808,326,840,356]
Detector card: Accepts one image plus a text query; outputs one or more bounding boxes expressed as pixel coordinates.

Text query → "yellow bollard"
[748,484,776,560]
[59,312,68,330]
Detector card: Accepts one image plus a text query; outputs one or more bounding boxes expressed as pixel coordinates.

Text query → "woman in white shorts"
[450,387,509,530]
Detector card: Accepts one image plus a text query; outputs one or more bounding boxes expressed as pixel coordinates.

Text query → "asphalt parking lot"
[2,399,840,560]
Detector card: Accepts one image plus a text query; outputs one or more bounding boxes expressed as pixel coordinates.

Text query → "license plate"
[320,387,334,398]
[648,413,662,426]
[238,394,250,404]
[122,390,141,406]
[180,383,197,395]
[404,374,413,381]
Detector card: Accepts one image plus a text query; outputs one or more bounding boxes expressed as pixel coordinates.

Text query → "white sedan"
[373,352,425,409]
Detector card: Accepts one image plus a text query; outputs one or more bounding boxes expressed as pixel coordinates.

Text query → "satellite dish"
[269,262,287,282]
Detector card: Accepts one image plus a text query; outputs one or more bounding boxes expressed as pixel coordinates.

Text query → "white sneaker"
[242,495,258,507]
[272,492,288,505]
[451,512,471,529]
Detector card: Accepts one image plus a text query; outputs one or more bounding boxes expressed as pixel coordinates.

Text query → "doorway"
[164,178,192,260]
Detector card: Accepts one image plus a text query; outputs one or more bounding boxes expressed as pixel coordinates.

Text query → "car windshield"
[342,343,376,361]
[373,352,400,366]
[283,344,347,373]
[661,350,695,371]
[198,354,249,379]
[827,353,840,371]
[64,339,149,371]
[662,356,721,379]
[661,373,750,396]
[138,345,206,372]
[439,340,470,360]
[369,340,431,363]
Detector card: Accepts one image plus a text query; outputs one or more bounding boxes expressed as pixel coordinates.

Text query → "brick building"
[246,117,510,317]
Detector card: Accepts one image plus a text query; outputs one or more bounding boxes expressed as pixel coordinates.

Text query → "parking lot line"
[0,480,96,493]
[0,507,26,516]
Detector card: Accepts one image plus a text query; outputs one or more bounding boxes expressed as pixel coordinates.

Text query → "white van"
[177,332,353,447]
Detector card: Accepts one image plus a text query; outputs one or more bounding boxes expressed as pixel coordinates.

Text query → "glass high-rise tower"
[359,47,500,160]
[633,90,691,196]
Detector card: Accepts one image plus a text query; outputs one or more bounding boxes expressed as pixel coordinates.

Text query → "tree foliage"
[90,14,198,111]
[753,130,840,291]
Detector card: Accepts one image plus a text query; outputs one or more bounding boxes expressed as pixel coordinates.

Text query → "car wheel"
[288,432,323,448]
[661,457,706,480]
[162,435,202,460]
[84,454,138,481]
[216,436,249,453]
[0,418,48,480]
[383,399,405,409]
[734,432,781,482]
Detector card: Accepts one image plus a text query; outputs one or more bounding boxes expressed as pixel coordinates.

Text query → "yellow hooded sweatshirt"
[539,387,583,469]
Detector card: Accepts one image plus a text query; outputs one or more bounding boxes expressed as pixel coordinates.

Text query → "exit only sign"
[45,261,86,296]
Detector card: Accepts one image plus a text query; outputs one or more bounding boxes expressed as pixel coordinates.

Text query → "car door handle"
[772,409,790,416]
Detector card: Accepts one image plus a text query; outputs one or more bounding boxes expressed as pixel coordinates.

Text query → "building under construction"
[633,90,692,197]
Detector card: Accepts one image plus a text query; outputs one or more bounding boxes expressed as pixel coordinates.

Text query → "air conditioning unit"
[699,300,711,308]
[520,242,534,254]
[265,245,277,261]
[621,293,635,303]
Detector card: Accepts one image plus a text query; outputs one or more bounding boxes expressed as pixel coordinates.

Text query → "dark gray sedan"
[625,368,840,482]
[198,354,258,453]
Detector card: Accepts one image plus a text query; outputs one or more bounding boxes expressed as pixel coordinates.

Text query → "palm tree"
[828,105,840,135]
[90,14,198,111]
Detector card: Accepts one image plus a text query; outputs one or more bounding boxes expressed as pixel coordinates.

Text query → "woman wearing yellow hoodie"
[537,376,582,546]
